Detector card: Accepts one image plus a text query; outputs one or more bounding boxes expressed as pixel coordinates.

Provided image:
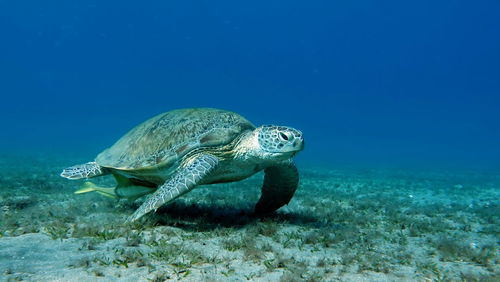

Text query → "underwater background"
[1,0,499,169]
[0,1,499,281]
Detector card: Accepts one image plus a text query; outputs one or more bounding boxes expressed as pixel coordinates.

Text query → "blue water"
[1,1,499,169]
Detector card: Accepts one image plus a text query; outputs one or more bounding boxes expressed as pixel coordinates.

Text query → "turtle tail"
[60,162,108,179]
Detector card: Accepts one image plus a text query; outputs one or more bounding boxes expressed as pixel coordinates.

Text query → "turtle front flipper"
[60,162,108,179]
[254,160,299,214]
[127,154,219,222]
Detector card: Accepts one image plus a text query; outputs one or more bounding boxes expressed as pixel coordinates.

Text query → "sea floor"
[0,156,498,281]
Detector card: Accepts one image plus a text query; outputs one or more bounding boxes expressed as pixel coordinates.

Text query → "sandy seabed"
[0,156,498,281]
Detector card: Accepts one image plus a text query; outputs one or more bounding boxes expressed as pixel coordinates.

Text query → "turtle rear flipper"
[60,162,108,179]
[255,160,299,214]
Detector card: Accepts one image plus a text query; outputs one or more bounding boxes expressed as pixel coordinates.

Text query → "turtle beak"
[293,136,304,152]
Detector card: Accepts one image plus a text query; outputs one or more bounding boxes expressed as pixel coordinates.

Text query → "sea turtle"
[61,108,304,222]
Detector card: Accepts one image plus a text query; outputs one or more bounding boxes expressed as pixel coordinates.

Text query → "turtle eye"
[279,132,289,141]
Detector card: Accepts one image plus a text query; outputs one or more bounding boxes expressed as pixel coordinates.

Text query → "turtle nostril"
[293,139,304,149]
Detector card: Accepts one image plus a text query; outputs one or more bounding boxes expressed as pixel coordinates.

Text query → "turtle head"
[255,125,304,160]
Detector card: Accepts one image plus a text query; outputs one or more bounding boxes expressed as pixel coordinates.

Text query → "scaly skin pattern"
[127,154,219,222]
[60,162,106,179]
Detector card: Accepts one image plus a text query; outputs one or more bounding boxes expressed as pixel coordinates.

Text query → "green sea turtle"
[61,108,304,222]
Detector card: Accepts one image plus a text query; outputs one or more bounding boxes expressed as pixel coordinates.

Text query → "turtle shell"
[96,108,255,170]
